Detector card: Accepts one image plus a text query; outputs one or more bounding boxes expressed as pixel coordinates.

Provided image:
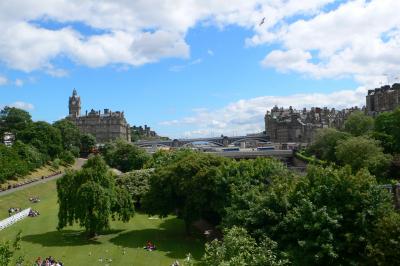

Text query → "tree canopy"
[344,110,374,136]
[308,128,351,162]
[53,119,81,156]
[335,136,391,178]
[222,165,396,265]
[0,106,32,136]
[203,226,289,266]
[57,155,134,237]
[142,151,228,233]
[102,139,150,172]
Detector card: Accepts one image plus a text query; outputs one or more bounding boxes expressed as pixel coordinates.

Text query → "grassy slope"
[0,179,204,265]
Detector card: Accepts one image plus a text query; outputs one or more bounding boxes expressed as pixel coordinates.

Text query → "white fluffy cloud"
[161,86,367,138]
[0,0,346,74]
[7,101,34,110]
[1,0,397,84]
[258,0,400,85]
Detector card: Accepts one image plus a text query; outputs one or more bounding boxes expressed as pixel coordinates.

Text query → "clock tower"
[69,89,81,117]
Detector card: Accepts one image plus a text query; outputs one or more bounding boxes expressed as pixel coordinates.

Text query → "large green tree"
[142,151,228,233]
[0,107,32,137]
[115,169,153,209]
[335,136,391,178]
[307,128,351,162]
[343,111,374,136]
[203,226,289,266]
[80,133,96,155]
[374,108,400,153]
[53,119,81,156]
[102,139,150,172]
[223,165,397,265]
[19,121,62,160]
[57,155,134,237]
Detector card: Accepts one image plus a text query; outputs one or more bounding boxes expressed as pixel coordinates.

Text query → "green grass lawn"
[0,179,204,265]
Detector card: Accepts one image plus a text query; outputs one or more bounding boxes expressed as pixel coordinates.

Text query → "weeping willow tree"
[57,155,134,237]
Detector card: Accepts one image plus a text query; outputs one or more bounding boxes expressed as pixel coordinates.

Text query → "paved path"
[0,158,86,197]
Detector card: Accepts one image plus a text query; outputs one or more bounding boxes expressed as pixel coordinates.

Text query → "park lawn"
[0,178,204,266]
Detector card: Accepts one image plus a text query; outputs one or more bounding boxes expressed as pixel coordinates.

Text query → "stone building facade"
[265,105,360,143]
[131,125,157,138]
[366,83,400,116]
[67,89,131,143]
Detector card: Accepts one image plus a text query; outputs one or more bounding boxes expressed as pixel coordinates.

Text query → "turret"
[69,88,81,117]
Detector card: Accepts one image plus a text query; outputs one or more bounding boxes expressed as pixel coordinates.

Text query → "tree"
[80,133,96,155]
[0,231,22,266]
[145,148,195,169]
[115,169,154,209]
[335,136,392,178]
[53,119,81,155]
[19,121,63,160]
[0,107,32,136]
[374,108,400,153]
[203,226,289,266]
[367,212,400,265]
[343,111,374,136]
[223,165,397,265]
[102,139,150,172]
[142,152,228,233]
[57,155,134,237]
[0,144,29,182]
[307,128,351,162]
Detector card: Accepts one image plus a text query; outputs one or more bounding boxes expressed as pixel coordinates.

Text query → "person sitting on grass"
[29,196,40,203]
[28,209,40,217]
[144,240,156,251]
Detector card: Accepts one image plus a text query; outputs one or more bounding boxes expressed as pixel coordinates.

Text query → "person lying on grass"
[143,240,156,251]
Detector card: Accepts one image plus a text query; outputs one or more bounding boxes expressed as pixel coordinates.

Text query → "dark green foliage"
[307,128,351,162]
[57,155,134,237]
[224,165,396,265]
[115,169,153,208]
[53,119,81,154]
[80,133,96,155]
[0,106,32,136]
[12,140,45,170]
[367,212,400,265]
[335,136,392,178]
[344,111,374,136]
[203,226,289,266]
[19,121,63,160]
[58,150,75,165]
[0,144,30,182]
[145,148,195,169]
[142,151,228,232]
[102,139,150,172]
[0,231,22,266]
[374,108,400,153]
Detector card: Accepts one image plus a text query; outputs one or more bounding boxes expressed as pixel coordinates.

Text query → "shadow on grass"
[110,218,204,260]
[22,229,111,247]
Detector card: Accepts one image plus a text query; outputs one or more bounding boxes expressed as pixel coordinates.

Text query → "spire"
[72,88,77,96]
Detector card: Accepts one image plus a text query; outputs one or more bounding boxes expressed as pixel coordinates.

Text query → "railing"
[0,207,31,230]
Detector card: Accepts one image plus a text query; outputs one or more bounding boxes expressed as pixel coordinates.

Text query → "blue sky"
[0,0,398,138]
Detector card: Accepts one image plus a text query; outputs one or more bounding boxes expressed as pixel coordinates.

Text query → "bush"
[51,158,61,170]
[59,150,75,166]
[116,169,153,209]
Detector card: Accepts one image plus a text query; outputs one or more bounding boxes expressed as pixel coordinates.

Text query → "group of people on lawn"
[7,196,41,217]
[34,256,63,266]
